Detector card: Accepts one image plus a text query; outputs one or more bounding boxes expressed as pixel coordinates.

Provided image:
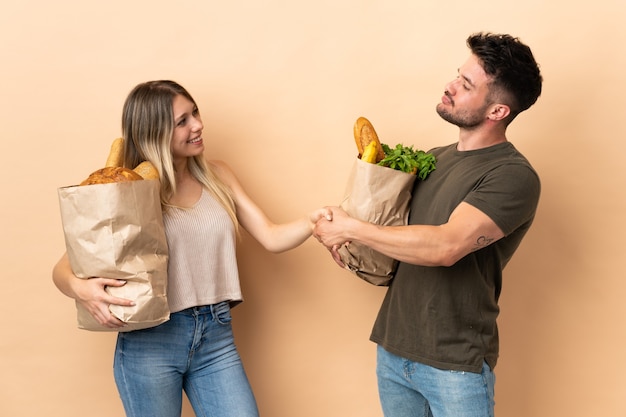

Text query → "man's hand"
[328,244,346,268]
[313,206,348,246]
[313,206,356,268]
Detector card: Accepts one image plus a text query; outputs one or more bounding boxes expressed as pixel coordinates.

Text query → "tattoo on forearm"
[474,235,494,250]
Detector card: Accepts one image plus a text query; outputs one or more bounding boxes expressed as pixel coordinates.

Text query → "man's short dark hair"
[467,32,543,121]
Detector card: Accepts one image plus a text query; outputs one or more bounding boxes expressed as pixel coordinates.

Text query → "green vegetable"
[379,143,437,180]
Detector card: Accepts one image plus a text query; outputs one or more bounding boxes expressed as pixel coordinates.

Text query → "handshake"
[312,205,353,267]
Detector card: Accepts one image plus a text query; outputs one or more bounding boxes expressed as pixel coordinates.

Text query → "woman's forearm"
[52,253,79,299]
[264,216,314,253]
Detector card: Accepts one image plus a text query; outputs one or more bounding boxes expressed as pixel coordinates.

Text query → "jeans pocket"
[212,301,232,325]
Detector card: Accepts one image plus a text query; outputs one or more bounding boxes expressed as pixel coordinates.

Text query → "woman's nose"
[192,116,203,131]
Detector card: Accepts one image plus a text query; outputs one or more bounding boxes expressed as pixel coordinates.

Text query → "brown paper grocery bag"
[57,179,169,331]
[338,158,416,286]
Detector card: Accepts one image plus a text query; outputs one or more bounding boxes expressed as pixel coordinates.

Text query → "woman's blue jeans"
[113,302,259,417]
[376,345,495,417]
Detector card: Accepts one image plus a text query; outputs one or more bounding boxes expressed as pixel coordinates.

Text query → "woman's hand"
[307,207,333,230]
[73,277,135,329]
[53,253,134,329]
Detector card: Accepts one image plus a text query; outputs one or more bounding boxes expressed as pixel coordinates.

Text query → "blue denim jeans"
[113,302,259,417]
[376,345,495,417]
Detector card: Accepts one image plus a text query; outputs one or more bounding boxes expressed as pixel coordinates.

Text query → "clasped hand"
[313,206,354,267]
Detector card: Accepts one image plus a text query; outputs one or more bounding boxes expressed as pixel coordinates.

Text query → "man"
[313,32,542,417]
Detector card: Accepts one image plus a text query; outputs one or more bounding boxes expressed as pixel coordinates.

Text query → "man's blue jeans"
[113,302,259,417]
[376,345,495,417]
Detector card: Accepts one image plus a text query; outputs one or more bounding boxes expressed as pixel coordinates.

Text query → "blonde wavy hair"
[121,80,238,233]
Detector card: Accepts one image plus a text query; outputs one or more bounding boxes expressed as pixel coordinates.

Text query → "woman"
[53,80,331,417]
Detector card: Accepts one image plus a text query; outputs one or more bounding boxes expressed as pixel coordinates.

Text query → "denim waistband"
[175,301,230,317]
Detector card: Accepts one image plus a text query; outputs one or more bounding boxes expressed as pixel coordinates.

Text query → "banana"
[361,141,379,163]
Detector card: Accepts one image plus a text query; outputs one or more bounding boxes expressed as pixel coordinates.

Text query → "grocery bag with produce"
[338,117,436,286]
[57,138,170,331]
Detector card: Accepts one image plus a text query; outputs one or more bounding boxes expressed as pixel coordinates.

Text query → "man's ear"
[487,104,511,121]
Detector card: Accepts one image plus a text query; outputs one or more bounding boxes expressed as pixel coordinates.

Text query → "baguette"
[105,138,125,168]
[353,117,385,162]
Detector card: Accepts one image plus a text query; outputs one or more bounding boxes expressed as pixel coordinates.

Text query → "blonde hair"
[121,80,238,233]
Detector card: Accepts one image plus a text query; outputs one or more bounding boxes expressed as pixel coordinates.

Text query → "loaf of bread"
[105,138,125,168]
[132,161,159,180]
[79,167,143,186]
[79,138,160,185]
[353,117,385,162]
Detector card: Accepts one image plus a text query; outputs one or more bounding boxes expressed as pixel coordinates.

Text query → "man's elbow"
[433,244,467,267]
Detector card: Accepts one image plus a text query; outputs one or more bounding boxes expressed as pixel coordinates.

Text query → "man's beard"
[436,102,488,129]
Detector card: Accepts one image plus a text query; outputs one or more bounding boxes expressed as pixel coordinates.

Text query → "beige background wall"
[1,1,624,416]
